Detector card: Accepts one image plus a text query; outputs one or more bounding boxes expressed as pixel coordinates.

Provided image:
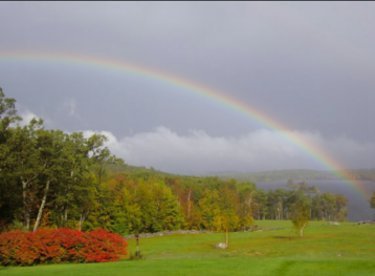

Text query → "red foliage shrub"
[83,229,127,262]
[0,228,127,266]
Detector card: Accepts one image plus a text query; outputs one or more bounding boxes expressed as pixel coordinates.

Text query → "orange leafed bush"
[0,228,127,266]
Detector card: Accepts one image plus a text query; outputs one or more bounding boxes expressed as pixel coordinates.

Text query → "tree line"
[0,89,349,235]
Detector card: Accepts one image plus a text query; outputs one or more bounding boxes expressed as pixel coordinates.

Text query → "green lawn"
[1,221,374,275]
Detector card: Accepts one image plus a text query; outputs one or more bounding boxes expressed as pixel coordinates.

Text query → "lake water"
[256,180,375,221]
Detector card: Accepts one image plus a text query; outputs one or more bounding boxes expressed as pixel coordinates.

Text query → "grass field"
[1,220,374,275]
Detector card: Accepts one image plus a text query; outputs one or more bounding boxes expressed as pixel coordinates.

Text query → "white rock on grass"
[216,242,228,249]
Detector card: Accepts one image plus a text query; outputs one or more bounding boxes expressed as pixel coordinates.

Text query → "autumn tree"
[238,183,256,230]
[199,188,221,230]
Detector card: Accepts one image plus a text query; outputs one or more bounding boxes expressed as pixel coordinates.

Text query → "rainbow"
[0,51,369,198]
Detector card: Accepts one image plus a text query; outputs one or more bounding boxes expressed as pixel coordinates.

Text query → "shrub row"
[0,228,127,266]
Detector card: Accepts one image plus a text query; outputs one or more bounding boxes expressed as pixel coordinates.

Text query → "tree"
[198,189,221,230]
[334,194,348,221]
[290,192,310,237]
[217,182,240,247]
[8,119,44,230]
[370,192,375,210]
[51,132,100,229]
[238,184,256,230]
[0,87,20,135]
[266,189,289,220]
[253,190,268,220]
[368,193,375,238]
[310,192,347,221]
[151,181,184,231]
[32,129,67,231]
[0,89,21,228]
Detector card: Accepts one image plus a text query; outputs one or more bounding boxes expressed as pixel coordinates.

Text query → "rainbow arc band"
[0,51,368,198]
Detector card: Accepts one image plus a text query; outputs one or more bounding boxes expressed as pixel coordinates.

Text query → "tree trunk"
[299,222,307,237]
[33,180,50,232]
[225,228,229,247]
[135,233,141,258]
[187,188,192,219]
[78,214,83,231]
[78,210,89,231]
[61,207,68,226]
[21,179,30,230]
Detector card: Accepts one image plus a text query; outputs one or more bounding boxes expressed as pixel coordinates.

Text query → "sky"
[0,2,374,175]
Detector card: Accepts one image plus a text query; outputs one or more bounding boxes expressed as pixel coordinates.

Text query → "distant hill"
[214,169,375,183]
[106,163,174,178]
[107,163,375,183]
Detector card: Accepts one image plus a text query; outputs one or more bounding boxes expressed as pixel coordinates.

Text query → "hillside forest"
[0,89,353,235]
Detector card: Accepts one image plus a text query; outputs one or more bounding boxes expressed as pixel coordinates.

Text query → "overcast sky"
[0,2,374,174]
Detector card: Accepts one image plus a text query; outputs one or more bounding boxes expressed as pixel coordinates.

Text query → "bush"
[0,228,127,266]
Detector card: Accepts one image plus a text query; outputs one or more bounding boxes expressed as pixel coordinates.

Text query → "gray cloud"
[1,3,375,172]
[82,127,375,175]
